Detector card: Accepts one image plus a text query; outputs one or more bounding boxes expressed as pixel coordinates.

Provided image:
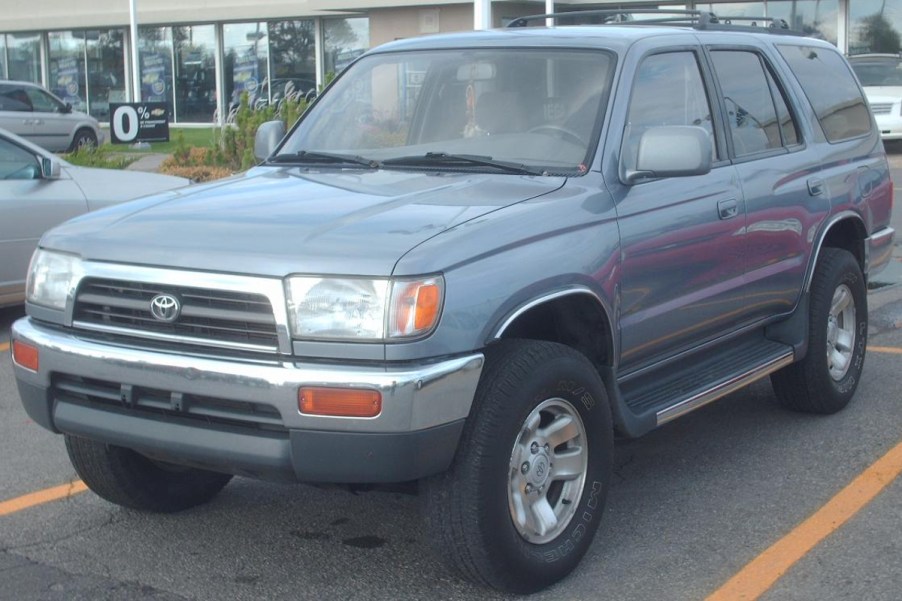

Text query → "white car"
[0,128,189,307]
[0,80,104,151]
[848,54,902,141]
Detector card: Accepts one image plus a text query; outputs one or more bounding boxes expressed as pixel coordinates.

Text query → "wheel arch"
[490,287,616,372]
[806,212,868,291]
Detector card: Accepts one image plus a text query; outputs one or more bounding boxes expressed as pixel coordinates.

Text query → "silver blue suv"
[11,10,895,593]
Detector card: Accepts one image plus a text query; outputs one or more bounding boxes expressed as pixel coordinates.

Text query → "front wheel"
[65,435,233,512]
[423,340,613,593]
[69,128,97,152]
[771,247,868,413]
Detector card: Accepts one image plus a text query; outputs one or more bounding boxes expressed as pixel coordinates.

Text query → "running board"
[655,351,793,425]
[617,337,795,431]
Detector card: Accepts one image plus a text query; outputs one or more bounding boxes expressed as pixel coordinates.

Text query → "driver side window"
[25,88,62,113]
[623,52,717,171]
[0,138,40,180]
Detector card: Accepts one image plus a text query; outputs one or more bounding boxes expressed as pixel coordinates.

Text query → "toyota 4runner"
[11,10,895,593]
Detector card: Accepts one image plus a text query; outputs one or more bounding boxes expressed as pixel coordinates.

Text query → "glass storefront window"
[268,20,317,103]
[48,31,87,112]
[223,22,269,116]
[0,36,7,79]
[697,3,767,18]
[850,0,902,54]
[7,33,41,83]
[85,29,126,120]
[768,0,839,45]
[324,17,369,76]
[138,26,174,111]
[173,25,216,122]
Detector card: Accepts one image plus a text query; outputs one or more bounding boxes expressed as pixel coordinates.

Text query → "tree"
[859,13,901,54]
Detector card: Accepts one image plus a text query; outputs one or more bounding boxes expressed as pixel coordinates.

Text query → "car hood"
[42,166,565,277]
[63,165,190,210]
[863,86,902,103]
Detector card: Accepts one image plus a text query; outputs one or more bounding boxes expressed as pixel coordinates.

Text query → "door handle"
[807,177,825,196]
[718,198,739,220]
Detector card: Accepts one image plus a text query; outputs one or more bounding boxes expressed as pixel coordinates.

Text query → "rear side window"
[777,45,871,142]
[710,50,800,156]
[0,85,33,112]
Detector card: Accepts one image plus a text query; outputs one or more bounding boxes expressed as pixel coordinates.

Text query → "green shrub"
[64,146,138,170]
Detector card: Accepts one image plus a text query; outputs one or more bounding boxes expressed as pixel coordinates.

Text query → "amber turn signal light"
[12,340,39,371]
[299,387,382,418]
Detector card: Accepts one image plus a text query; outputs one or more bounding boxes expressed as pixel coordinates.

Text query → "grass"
[104,127,220,153]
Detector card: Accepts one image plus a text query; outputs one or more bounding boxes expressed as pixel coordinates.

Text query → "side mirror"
[41,156,61,179]
[62,102,73,114]
[254,120,287,162]
[624,126,712,184]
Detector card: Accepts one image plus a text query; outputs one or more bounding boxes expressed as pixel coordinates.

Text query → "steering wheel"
[528,124,587,146]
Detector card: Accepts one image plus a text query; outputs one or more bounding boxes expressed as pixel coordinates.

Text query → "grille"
[869,102,894,115]
[73,278,279,351]
[52,374,286,432]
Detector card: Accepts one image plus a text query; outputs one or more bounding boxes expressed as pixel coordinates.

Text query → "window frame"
[703,45,806,164]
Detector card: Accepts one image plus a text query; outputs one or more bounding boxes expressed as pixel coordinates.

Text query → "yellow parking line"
[0,480,88,517]
[0,341,9,353]
[869,345,902,355]
[706,440,902,601]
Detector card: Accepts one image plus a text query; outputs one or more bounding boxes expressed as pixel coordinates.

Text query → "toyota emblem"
[149,294,181,322]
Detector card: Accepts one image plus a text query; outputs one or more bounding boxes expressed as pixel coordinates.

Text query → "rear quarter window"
[777,45,871,143]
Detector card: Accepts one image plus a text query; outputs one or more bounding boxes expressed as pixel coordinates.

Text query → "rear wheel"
[423,340,613,593]
[69,128,97,152]
[65,435,232,512]
[771,247,867,413]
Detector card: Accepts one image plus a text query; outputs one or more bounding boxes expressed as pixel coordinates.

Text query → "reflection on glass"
[86,29,126,120]
[0,36,7,79]
[324,17,369,76]
[224,22,269,116]
[697,3,767,19]
[49,31,87,113]
[269,20,317,102]
[768,0,839,45]
[7,33,42,83]
[174,25,216,122]
[850,0,902,54]
[138,26,174,111]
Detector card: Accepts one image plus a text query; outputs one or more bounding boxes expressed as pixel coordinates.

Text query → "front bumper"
[12,317,483,483]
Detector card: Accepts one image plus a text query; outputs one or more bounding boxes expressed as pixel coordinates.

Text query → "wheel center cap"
[528,453,551,487]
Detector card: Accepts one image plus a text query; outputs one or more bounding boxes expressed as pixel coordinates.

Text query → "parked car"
[848,53,902,140]
[0,80,104,151]
[10,10,895,594]
[0,128,189,307]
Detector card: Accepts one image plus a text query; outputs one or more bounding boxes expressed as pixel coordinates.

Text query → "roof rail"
[506,9,793,33]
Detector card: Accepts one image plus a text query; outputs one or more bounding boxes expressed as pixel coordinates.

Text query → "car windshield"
[850,58,902,86]
[276,48,614,174]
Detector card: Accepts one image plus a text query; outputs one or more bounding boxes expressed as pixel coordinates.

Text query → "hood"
[863,86,902,104]
[42,166,565,277]
[63,165,190,210]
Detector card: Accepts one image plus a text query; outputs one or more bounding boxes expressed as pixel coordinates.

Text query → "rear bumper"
[12,317,483,483]
[866,226,895,277]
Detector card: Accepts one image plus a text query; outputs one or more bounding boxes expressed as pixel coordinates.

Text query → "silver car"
[0,80,104,151]
[0,127,189,307]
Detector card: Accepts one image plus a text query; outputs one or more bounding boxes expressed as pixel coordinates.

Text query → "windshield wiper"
[269,150,378,168]
[382,152,544,175]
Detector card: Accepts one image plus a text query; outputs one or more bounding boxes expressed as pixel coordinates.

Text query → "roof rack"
[505,9,794,34]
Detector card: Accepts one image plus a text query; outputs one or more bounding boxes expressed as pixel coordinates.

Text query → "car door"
[0,83,37,139]
[0,136,87,305]
[24,86,73,151]
[605,43,748,373]
[705,44,829,323]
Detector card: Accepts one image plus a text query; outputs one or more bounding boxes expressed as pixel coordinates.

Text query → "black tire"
[423,340,613,594]
[771,248,867,413]
[65,435,232,512]
[69,128,97,152]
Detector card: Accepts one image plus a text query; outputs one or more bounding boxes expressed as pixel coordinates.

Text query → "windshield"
[850,58,902,86]
[276,48,614,174]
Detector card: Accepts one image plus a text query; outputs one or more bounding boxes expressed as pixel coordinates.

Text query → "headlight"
[26,249,84,310]
[285,275,443,341]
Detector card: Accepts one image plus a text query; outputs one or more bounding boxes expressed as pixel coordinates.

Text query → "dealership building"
[2,0,901,125]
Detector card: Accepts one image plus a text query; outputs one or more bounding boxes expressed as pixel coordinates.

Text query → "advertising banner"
[109,102,170,144]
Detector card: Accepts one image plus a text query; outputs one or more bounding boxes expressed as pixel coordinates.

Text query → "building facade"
[2,0,900,125]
